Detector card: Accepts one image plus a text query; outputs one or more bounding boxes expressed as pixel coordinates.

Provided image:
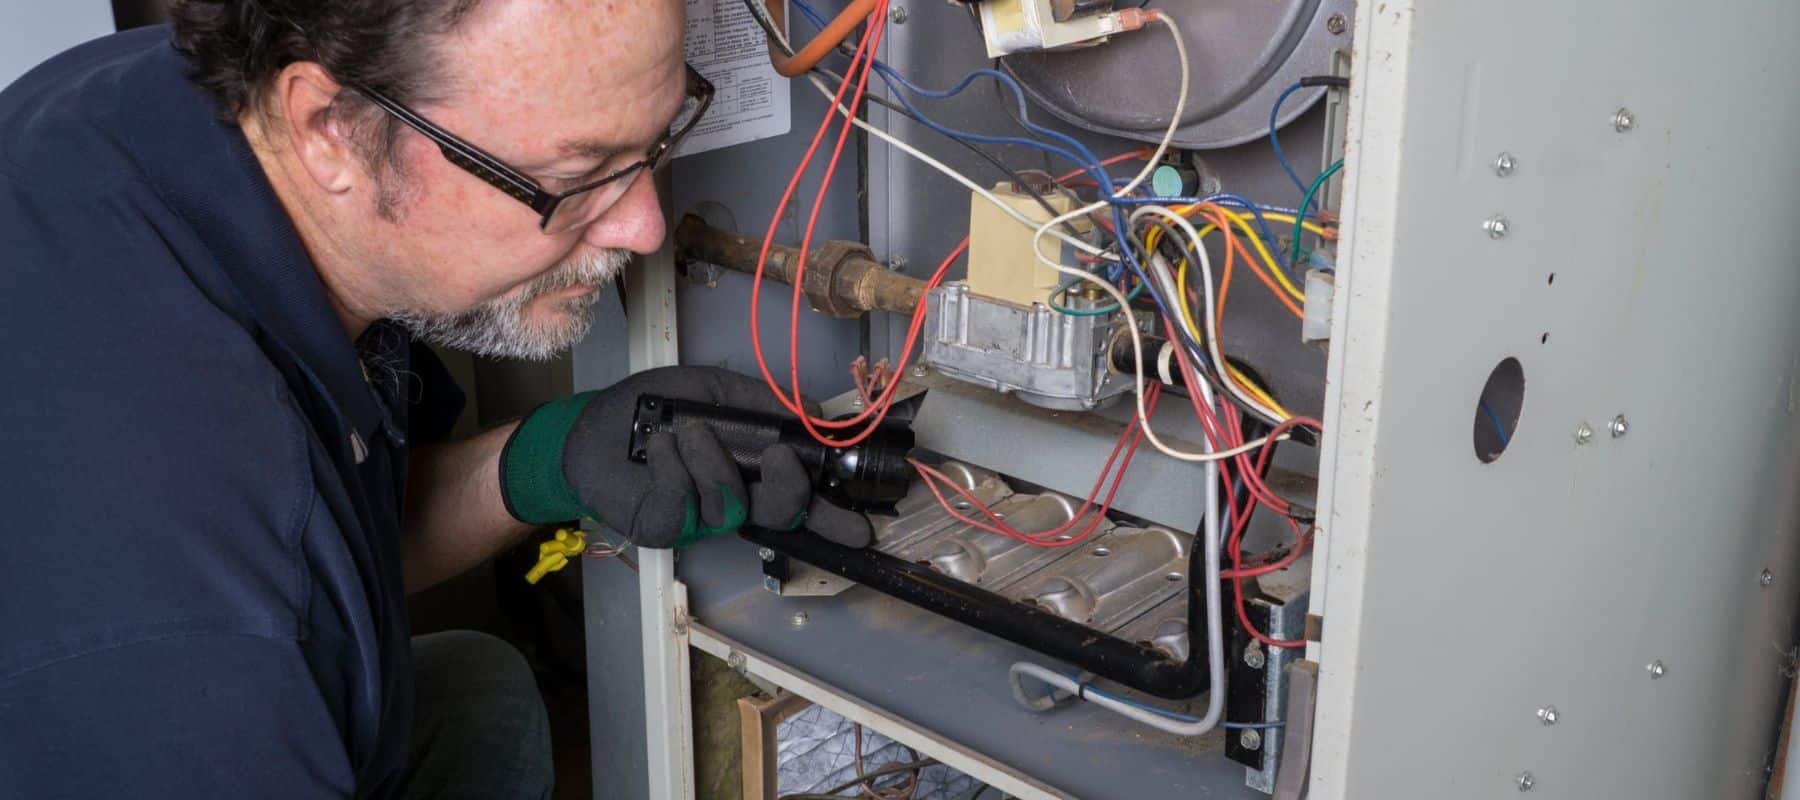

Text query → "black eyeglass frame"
[354,64,715,231]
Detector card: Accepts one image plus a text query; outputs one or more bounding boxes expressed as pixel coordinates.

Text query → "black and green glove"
[499,366,873,549]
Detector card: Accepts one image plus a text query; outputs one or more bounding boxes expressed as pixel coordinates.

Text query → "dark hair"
[170,0,481,165]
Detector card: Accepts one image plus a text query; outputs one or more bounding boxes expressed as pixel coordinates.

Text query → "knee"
[410,631,553,798]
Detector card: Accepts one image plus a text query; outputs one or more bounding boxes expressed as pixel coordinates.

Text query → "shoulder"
[0,227,324,680]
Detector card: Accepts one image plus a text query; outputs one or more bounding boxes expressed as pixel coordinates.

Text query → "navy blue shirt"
[0,27,453,798]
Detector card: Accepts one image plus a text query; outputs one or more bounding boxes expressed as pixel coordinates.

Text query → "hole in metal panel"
[1473,356,1526,464]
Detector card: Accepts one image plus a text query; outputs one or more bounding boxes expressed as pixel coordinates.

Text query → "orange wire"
[764,0,881,77]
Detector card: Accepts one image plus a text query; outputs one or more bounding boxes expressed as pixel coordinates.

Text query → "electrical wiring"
[906,384,1158,548]
[739,0,1083,238]
[1268,81,1315,201]
[1008,363,1228,738]
[1290,159,1344,271]
[763,0,879,77]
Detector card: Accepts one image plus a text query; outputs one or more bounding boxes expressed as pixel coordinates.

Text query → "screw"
[1483,215,1510,239]
[889,5,907,24]
[888,255,909,272]
[791,611,810,628]
[727,650,748,674]
[1762,569,1775,587]
[1325,13,1347,34]
[757,547,776,562]
[1536,706,1559,726]
[762,575,782,594]
[1612,108,1635,132]
[1516,771,1535,792]
[1243,645,1266,670]
[1609,415,1629,438]
[1239,730,1262,751]
[1575,422,1594,444]
[850,394,865,409]
[911,364,929,378]
[1493,152,1517,177]
[1647,659,1666,679]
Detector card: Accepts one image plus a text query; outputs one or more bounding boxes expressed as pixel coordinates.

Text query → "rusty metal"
[673,215,927,317]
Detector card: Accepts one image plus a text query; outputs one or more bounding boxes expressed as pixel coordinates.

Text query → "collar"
[125,30,385,443]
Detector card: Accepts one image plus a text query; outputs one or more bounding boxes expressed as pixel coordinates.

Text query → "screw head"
[1238,730,1262,751]
[1647,659,1666,678]
[1493,152,1517,177]
[791,611,810,628]
[889,5,908,23]
[727,650,748,674]
[1243,645,1266,670]
[1516,771,1535,791]
[1483,215,1510,239]
[1609,415,1629,438]
[910,363,929,378]
[888,255,909,272]
[1612,108,1636,132]
[757,547,776,562]
[1536,706,1559,725]
[762,575,782,594]
[1575,422,1594,444]
[1325,13,1347,34]
[850,394,865,409]
[1762,569,1775,587]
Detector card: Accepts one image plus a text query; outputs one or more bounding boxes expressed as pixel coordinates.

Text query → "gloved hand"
[499,366,873,549]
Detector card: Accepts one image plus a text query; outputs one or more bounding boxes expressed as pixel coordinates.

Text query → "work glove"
[499,366,873,549]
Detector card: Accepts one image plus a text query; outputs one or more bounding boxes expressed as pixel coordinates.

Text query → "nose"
[581,171,665,255]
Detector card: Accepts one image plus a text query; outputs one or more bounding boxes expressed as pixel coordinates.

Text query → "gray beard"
[391,248,632,361]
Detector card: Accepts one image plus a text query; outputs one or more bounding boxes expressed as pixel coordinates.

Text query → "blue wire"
[790,0,831,30]
[1269,82,1314,206]
[1072,676,1286,729]
[1480,400,1512,445]
[870,62,1111,185]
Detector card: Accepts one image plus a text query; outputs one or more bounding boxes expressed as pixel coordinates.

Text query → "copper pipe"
[673,215,926,317]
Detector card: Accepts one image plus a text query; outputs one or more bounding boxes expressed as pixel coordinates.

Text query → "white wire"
[1131,204,1287,422]
[802,75,1108,259]
[1009,369,1225,737]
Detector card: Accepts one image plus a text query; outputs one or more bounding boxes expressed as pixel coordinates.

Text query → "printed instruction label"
[675,0,792,158]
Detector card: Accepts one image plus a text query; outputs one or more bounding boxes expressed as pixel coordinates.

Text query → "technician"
[0,0,868,796]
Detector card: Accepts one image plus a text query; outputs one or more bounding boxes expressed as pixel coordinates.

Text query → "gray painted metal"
[679,535,1265,800]
[1000,0,1355,148]
[864,0,1332,419]
[668,79,864,400]
[1310,1,1800,797]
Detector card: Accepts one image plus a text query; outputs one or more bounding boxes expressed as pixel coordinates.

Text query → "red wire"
[906,385,1161,548]
[746,9,880,423]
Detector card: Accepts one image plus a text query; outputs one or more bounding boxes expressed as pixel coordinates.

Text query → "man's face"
[356,0,687,359]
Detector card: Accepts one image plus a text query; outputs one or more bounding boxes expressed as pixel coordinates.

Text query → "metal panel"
[679,535,1264,800]
[866,0,1333,419]
[1310,2,1800,797]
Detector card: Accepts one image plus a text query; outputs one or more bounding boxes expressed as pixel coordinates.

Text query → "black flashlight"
[626,395,915,513]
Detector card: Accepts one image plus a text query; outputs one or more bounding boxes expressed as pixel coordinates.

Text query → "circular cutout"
[1473,357,1526,463]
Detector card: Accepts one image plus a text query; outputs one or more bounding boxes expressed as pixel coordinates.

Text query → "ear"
[266,61,362,196]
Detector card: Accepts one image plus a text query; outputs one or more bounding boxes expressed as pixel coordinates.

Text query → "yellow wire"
[1172,254,1295,420]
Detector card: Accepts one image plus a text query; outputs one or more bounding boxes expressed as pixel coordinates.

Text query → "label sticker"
[676,0,793,158]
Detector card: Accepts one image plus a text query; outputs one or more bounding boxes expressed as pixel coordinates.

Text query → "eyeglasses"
[355,64,714,233]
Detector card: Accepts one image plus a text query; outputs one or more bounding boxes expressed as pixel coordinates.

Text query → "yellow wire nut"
[525,528,587,585]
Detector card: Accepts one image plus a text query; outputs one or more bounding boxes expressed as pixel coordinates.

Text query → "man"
[0,0,869,797]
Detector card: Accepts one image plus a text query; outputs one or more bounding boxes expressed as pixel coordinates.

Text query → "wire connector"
[1115,7,1162,31]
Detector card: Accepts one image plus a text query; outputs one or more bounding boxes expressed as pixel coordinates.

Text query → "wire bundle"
[740,0,1346,734]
